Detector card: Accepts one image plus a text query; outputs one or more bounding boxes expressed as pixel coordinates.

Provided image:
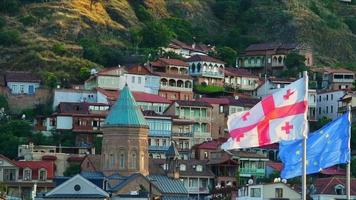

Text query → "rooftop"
[151,58,189,67]
[147,174,188,195]
[186,54,225,64]
[312,177,356,195]
[15,160,55,179]
[105,85,148,127]
[224,68,258,78]
[5,71,41,83]
[174,100,212,108]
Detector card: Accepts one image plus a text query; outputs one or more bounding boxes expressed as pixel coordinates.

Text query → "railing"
[172,132,193,137]
[240,168,265,176]
[160,85,193,92]
[332,78,354,83]
[187,187,210,194]
[202,71,224,78]
[148,146,169,151]
[73,125,100,132]
[148,130,171,137]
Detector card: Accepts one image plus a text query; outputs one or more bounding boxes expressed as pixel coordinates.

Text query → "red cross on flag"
[221,76,308,150]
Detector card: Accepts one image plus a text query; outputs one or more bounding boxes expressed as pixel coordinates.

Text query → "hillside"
[0,0,355,85]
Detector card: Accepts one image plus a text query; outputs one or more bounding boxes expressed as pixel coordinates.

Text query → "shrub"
[52,43,67,55]
[0,29,20,46]
[194,84,225,94]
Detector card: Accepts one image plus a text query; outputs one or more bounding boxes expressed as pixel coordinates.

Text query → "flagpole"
[347,104,351,200]
[302,71,308,200]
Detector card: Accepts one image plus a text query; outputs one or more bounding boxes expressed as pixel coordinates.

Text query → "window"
[204,152,208,159]
[119,151,125,169]
[155,139,160,146]
[196,165,203,172]
[180,164,186,171]
[331,105,333,113]
[23,168,32,181]
[39,169,47,181]
[3,169,16,181]
[162,139,167,146]
[275,188,283,198]
[131,76,135,83]
[326,95,329,101]
[250,188,261,197]
[219,106,224,113]
[138,77,142,84]
[11,84,17,93]
[319,96,321,102]
[331,94,333,100]
[189,178,198,187]
[335,184,345,195]
[326,106,329,114]
[130,151,137,169]
[148,138,151,146]
[319,107,321,115]
[20,85,24,93]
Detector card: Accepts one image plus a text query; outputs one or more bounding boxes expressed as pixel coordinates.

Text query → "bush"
[18,15,37,26]
[52,43,68,55]
[0,29,20,46]
[0,0,20,15]
[194,84,225,94]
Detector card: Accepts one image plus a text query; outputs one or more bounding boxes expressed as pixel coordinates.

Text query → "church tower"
[101,85,149,176]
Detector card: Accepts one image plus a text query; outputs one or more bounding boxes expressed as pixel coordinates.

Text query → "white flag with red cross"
[221,76,308,150]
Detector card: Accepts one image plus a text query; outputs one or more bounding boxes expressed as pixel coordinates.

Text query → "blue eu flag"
[279,112,350,179]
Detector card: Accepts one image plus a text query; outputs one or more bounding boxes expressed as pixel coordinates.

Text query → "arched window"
[191,63,196,73]
[110,153,115,168]
[177,80,184,87]
[169,79,176,87]
[180,164,186,171]
[273,56,277,63]
[39,168,47,181]
[185,81,192,88]
[197,63,201,72]
[130,151,137,169]
[23,168,32,181]
[278,56,283,64]
[119,151,125,169]
[335,184,345,195]
[161,78,168,86]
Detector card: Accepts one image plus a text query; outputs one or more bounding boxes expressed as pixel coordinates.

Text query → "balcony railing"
[160,84,193,92]
[332,78,354,83]
[73,125,101,132]
[187,187,210,194]
[172,132,193,137]
[148,146,169,152]
[240,168,265,176]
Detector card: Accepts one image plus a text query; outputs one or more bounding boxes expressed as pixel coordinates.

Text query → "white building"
[5,71,41,95]
[238,182,301,200]
[317,90,346,120]
[53,89,96,109]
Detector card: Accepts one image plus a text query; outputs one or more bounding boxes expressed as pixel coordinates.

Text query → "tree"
[42,72,58,88]
[162,17,194,43]
[211,46,238,67]
[280,52,307,78]
[63,164,81,177]
[140,22,175,48]
[79,67,91,82]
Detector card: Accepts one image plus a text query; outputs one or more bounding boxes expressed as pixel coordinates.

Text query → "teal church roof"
[105,85,148,127]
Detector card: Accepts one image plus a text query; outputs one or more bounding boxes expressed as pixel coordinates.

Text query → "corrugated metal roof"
[147,175,188,194]
[105,85,148,127]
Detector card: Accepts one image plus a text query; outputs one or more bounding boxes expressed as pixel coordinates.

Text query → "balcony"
[148,130,171,137]
[190,71,224,78]
[160,84,193,92]
[148,146,169,152]
[240,168,265,177]
[172,132,193,138]
[73,125,101,133]
[187,187,210,194]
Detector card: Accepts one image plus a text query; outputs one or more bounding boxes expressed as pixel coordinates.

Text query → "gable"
[46,174,109,197]
[0,155,18,167]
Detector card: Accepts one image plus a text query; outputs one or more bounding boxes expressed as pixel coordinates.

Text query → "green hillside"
[0,0,355,85]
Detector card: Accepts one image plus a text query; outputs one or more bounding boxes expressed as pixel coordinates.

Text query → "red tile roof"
[320,166,346,175]
[186,55,225,64]
[125,65,156,75]
[15,160,55,179]
[195,138,227,150]
[97,67,125,76]
[96,88,171,104]
[151,58,188,67]
[196,97,230,105]
[266,161,283,171]
[175,100,212,108]
[5,71,41,83]
[224,68,258,78]
[169,39,213,53]
[313,177,356,195]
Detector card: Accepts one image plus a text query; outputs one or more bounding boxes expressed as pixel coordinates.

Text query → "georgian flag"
[221,76,308,150]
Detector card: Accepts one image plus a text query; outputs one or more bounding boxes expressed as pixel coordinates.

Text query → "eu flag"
[279,112,350,179]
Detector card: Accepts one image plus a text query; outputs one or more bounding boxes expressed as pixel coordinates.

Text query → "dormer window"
[39,168,47,181]
[23,168,32,181]
[179,164,186,171]
[335,184,345,195]
[196,165,203,172]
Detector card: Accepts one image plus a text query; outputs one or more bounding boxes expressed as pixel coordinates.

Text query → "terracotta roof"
[207,152,238,165]
[5,71,41,83]
[266,161,283,171]
[195,138,227,150]
[97,67,126,76]
[42,155,57,161]
[151,58,188,67]
[186,55,225,64]
[96,88,171,104]
[15,160,55,179]
[57,102,109,115]
[313,177,356,195]
[320,166,346,175]
[224,68,258,78]
[169,39,213,53]
[320,67,355,74]
[269,77,297,83]
[196,97,230,105]
[175,100,212,108]
[81,155,101,171]
[124,65,156,75]
[230,150,268,159]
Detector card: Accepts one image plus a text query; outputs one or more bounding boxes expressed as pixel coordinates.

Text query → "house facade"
[238,182,301,200]
[238,43,313,75]
[150,58,194,101]
[224,68,260,94]
[164,100,213,144]
[309,177,356,200]
[0,154,55,200]
[143,110,172,159]
[317,90,346,120]
[186,55,225,86]
[171,117,194,160]
[163,39,214,58]
[5,71,41,95]
[314,67,355,90]
[53,89,97,109]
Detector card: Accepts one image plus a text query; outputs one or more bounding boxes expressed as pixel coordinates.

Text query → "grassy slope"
[0,0,355,83]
